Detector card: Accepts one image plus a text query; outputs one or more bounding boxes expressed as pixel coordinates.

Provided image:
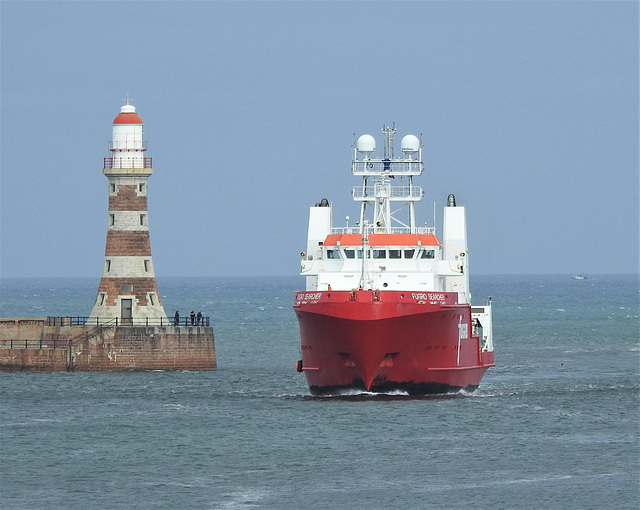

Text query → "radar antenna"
[382,123,397,159]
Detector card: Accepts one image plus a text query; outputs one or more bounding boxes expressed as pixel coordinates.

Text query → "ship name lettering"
[301,292,322,300]
[411,292,444,301]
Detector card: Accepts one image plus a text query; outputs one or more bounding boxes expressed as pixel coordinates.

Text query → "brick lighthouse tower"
[89,100,168,324]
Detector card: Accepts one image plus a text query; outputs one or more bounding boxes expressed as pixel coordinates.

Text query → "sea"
[0,274,638,509]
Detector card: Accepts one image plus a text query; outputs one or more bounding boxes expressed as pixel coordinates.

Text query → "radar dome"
[356,134,376,155]
[401,134,420,153]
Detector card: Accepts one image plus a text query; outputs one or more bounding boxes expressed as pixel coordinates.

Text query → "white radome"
[356,134,376,155]
[401,134,420,153]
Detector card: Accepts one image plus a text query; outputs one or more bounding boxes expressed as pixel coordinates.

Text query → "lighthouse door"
[121,299,133,325]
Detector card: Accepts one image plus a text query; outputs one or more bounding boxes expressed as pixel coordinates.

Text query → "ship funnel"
[447,194,456,207]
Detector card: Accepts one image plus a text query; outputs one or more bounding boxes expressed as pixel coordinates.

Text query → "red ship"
[294,125,494,395]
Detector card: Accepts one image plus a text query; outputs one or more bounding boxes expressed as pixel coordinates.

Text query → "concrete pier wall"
[0,319,216,372]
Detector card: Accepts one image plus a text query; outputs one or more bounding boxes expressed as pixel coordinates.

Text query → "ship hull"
[294,290,494,395]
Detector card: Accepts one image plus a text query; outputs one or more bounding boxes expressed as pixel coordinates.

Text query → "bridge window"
[389,249,401,259]
[420,249,435,259]
[344,249,356,259]
[373,249,386,259]
[327,249,341,259]
[404,249,415,258]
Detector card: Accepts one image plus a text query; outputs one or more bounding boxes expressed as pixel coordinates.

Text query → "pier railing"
[46,316,211,327]
[1,338,70,349]
[0,318,117,350]
[0,316,211,351]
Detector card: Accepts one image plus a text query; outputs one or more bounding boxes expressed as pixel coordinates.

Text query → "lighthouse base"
[0,319,216,372]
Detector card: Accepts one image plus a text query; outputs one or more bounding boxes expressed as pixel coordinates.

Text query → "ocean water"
[0,274,638,509]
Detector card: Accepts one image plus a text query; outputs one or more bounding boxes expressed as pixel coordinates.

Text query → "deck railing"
[330,226,436,235]
[352,185,424,201]
[352,160,423,175]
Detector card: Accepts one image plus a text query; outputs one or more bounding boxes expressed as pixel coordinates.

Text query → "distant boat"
[571,274,587,280]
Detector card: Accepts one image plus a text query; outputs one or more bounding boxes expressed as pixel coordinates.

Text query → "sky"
[1,0,638,278]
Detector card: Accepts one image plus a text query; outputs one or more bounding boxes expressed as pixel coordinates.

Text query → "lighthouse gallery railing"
[104,157,153,169]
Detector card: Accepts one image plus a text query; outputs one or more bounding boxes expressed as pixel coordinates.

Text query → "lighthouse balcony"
[104,157,152,169]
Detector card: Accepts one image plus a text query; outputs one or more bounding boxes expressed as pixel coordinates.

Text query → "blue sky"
[1,1,638,277]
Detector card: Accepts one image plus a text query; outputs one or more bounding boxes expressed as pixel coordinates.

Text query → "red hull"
[294,290,494,395]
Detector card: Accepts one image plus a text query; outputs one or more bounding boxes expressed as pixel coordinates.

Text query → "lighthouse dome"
[113,103,143,124]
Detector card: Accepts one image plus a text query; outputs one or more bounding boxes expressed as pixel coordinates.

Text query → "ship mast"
[371,124,396,233]
[383,123,396,159]
[353,124,424,236]
[358,220,370,290]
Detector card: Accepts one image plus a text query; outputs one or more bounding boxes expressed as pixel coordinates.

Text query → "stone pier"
[0,318,216,372]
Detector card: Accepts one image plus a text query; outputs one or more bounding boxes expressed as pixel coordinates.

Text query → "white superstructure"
[301,126,464,292]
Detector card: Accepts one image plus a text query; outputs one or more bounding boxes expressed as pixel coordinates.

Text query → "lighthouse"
[89,100,168,324]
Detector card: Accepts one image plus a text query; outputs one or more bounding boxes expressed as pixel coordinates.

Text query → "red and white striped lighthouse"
[89,100,168,323]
